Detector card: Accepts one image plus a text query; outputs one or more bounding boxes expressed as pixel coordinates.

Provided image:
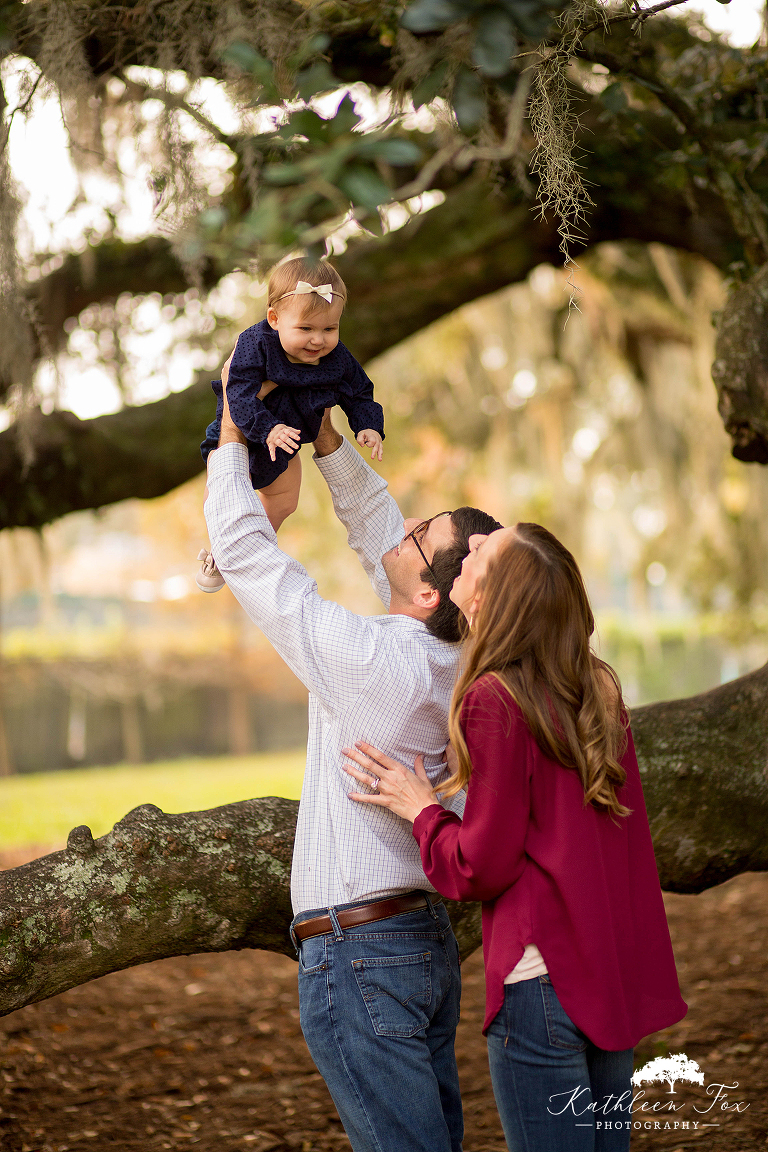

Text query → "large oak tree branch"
[0,382,217,530]
[0,797,300,1017]
[1,663,767,1018]
[0,796,481,1018]
[0,146,741,530]
[27,238,221,368]
[631,661,768,892]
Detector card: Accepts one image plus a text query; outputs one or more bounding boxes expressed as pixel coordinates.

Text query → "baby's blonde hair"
[268,258,347,319]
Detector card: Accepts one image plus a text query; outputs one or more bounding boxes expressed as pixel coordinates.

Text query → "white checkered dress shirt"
[205,439,465,914]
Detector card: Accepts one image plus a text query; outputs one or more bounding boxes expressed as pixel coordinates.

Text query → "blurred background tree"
[0,0,767,777]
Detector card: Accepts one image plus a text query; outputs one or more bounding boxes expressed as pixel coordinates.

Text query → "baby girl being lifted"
[197,258,384,592]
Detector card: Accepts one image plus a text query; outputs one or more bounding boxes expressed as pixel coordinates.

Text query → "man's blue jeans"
[292,895,463,1152]
[487,976,633,1152]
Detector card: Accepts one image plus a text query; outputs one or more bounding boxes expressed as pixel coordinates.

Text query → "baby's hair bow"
[281,280,337,304]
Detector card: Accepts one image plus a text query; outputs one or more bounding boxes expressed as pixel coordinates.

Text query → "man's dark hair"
[423,507,504,643]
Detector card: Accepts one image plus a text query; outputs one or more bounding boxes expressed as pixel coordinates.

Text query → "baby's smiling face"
[267,295,344,365]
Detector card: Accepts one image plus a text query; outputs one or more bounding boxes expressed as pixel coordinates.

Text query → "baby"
[197,257,384,593]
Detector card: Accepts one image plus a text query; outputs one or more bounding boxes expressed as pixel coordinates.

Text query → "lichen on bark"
[713,264,768,464]
[632,661,768,892]
[0,797,298,1017]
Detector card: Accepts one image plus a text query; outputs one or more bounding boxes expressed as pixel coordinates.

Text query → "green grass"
[0,751,306,850]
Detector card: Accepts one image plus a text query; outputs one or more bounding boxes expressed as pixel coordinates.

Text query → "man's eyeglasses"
[404,512,453,585]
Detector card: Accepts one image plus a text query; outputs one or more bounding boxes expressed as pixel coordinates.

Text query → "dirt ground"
[1,847,766,1152]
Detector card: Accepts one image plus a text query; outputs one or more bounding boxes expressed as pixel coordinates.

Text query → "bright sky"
[686,0,764,41]
[1,0,764,422]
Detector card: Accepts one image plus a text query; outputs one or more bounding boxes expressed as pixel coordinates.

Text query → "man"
[205,378,501,1152]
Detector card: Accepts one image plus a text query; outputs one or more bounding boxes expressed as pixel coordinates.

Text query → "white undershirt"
[504,943,548,984]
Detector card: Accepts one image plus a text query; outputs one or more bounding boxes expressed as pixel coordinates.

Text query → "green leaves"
[189,74,424,263]
[401,0,568,136]
[412,60,450,108]
[296,60,338,102]
[336,165,392,209]
[400,0,467,33]
[401,0,567,76]
[472,9,517,78]
[213,30,427,252]
[221,42,280,105]
[601,82,628,114]
[452,67,486,133]
[358,138,423,165]
[326,94,361,139]
[498,0,565,43]
[222,35,339,106]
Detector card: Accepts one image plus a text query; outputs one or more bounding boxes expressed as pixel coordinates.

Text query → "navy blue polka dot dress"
[201,320,385,489]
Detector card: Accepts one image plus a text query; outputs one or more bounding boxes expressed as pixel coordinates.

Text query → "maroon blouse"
[412,675,687,1050]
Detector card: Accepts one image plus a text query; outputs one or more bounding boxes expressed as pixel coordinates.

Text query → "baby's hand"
[266,423,301,462]
[357,429,383,462]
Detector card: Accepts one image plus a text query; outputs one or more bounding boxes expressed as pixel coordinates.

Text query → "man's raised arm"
[204,388,380,711]
[313,411,403,609]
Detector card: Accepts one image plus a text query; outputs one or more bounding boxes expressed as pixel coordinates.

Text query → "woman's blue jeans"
[292,895,463,1152]
[487,976,633,1152]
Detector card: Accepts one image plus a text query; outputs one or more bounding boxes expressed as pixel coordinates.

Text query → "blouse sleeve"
[336,354,385,438]
[412,677,532,902]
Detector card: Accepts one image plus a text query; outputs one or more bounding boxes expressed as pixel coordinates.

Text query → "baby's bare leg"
[258,453,302,532]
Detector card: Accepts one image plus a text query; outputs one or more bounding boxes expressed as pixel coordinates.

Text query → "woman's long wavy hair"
[443,523,630,817]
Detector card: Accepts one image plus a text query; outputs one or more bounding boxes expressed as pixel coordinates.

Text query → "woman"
[344,522,687,1152]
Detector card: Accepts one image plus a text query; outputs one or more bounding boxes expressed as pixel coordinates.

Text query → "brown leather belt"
[293,892,439,942]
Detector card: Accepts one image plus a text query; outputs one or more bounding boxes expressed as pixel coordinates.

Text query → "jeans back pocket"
[352,953,432,1038]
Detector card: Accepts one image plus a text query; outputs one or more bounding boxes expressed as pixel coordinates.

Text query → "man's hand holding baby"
[216,352,247,450]
[218,352,299,462]
[357,429,383,461]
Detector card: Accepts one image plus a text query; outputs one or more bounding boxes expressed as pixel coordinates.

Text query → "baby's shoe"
[196,548,225,593]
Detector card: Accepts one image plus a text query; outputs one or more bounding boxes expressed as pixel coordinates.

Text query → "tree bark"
[0,796,481,1018]
[1,662,767,1019]
[0,382,216,530]
[631,660,768,893]
[712,264,768,464]
[28,237,220,367]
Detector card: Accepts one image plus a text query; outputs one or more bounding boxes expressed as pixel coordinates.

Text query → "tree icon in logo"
[632,1054,705,1094]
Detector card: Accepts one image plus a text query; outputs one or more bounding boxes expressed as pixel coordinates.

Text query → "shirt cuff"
[412,804,450,841]
[207,441,250,482]
[312,435,359,482]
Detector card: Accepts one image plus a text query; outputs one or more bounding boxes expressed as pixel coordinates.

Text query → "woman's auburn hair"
[443,522,630,818]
